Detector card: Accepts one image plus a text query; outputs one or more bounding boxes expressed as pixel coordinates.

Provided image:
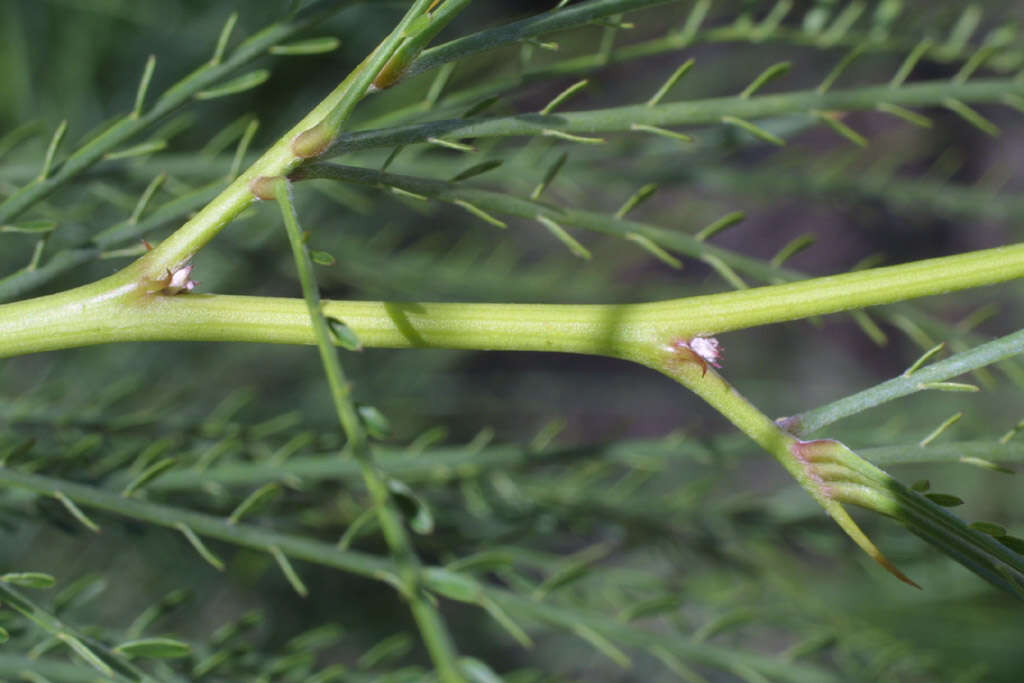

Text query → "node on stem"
[665,336,723,376]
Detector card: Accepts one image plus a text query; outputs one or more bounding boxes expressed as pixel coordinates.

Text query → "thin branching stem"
[0,654,115,682]
[0,582,151,682]
[0,0,362,227]
[320,78,1024,156]
[788,327,1024,436]
[406,0,676,81]
[0,466,838,683]
[0,180,222,304]
[271,176,465,682]
[410,1,1023,87]
[141,0,441,273]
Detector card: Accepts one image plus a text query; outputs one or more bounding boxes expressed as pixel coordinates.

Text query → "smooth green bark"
[2,243,1022,360]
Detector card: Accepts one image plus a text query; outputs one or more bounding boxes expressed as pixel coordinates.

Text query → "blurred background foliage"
[1,0,1023,680]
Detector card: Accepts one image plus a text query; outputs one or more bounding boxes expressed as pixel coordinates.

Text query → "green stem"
[645,352,922,586]
[0,654,116,683]
[0,468,396,579]
[409,0,1019,83]
[292,162,791,281]
[0,467,836,683]
[789,326,1024,436]
[321,78,1024,155]
[0,582,150,682]
[862,441,1024,466]
[0,0,360,226]
[288,0,443,158]
[273,178,367,455]
[1,243,1022,359]
[664,371,1024,596]
[407,0,676,80]
[0,180,222,304]
[682,166,1024,224]
[371,0,475,91]
[133,0,439,280]
[271,176,466,683]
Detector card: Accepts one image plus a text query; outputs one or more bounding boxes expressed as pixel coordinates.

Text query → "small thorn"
[815,111,868,147]
[523,37,558,51]
[630,123,692,143]
[890,39,933,88]
[536,214,590,259]
[228,483,282,524]
[953,45,995,84]
[450,160,503,183]
[817,45,865,94]
[672,0,710,47]
[270,545,308,598]
[129,174,167,225]
[38,120,68,181]
[195,69,271,100]
[999,418,1024,444]
[268,36,341,56]
[702,254,748,289]
[876,102,932,128]
[454,199,506,228]
[462,95,501,118]
[919,412,963,447]
[380,145,405,173]
[721,116,785,146]
[133,55,157,118]
[175,523,225,571]
[943,5,982,55]
[917,382,979,393]
[694,211,745,242]
[229,119,259,180]
[540,79,589,115]
[739,61,791,99]
[943,98,1000,136]
[424,62,455,109]
[770,233,816,267]
[614,183,657,219]
[542,129,605,144]
[52,490,101,533]
[753,0,793,40]
[850,310,887,345]
[389,186,429,202]
[121,457,178,497]
[647,58,695,107]
[426,136,474,152]
[817,1,865,46]
[903,343,945,376]
[531,151,568,200]
[210,12,239,66]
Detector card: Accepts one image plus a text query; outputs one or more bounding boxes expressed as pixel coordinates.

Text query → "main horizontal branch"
[1,243,1022,361]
